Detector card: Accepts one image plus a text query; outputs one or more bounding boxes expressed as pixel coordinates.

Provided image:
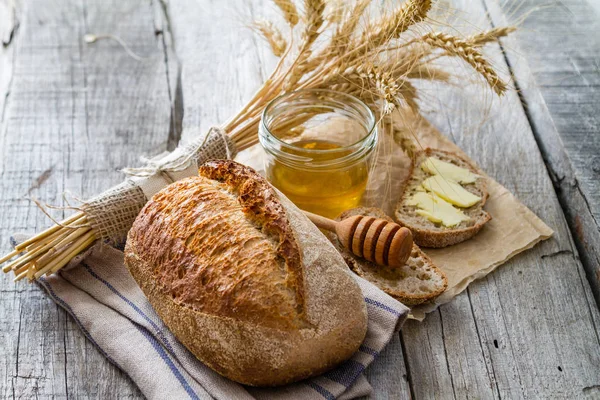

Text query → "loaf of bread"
[124,160,367,387]
[327,207,447,305]
[395,149,491,248]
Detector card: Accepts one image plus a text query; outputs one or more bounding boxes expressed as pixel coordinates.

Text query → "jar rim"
[260,88,377,154]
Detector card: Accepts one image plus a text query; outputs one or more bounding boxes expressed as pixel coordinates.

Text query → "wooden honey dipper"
[304,211,413,268]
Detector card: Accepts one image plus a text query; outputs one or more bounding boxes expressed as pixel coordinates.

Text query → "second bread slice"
[326,207,447,306]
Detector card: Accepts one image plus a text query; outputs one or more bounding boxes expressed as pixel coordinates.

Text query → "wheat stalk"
[331,0,370,55]
[284,0,325,90]
[396,78,419,110]
[406,64,451,81]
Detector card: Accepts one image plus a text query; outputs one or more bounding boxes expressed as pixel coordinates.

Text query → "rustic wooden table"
[1,0,599,398]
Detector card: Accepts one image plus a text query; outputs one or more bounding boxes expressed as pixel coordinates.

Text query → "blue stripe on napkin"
[306,381,336,400]
[134,325,200,400]
[358,345,379,358]
[323,359,365,388]
[364,297,403,316]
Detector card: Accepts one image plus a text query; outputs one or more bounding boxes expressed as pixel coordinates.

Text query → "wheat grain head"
[273,0,299,26]
[422,32,507,95]
[253,20,287,57]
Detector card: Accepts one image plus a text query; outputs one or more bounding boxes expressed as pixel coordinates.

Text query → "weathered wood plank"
[403,295,501,399]
[487,0,600,308]
[167,0,280,142]
[361,335,411,400]
[0,0,173,397]
[400,0,600,398]
[0,0,17,120]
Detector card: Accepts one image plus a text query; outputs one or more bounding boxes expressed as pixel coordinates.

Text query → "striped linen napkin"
[26,240,408,400]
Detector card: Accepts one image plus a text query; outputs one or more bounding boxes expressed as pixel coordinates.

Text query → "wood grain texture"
[0,0,173,397]
[486,0,600,309]
[0,0,17,120]
[167,0,279,142]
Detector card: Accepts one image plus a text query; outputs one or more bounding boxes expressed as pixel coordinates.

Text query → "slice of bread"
[395,148,491,248]
[326,207,447,306]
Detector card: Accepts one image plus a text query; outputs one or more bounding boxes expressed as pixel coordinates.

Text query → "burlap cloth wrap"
[82,127,237,245]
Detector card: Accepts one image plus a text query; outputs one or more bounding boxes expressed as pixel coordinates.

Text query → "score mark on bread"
[130,171,304,329]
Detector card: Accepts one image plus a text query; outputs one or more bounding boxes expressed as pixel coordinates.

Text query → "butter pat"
[421,157,479,184]
[422,175,481,208]
[415,210,442,224]
[407,192,470,227]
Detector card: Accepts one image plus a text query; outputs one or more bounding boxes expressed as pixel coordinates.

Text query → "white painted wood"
[167,0,279,142]
[0,0,17,120]
[0,0,173,397]
[488,0,600,310]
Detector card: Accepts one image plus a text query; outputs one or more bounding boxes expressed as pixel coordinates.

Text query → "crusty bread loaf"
[395,148,491,248]
[124,160,367,387]
[326,207,447,306]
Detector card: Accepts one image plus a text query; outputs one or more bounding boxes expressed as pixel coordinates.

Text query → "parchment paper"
[235,110,553,321]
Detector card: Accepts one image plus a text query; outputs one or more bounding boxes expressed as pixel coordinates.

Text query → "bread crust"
[199,160,305,319]
[326,207,447,305]
[125,160,367,386]
[394,148,491,248]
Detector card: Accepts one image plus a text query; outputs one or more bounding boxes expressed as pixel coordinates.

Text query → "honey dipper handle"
[303,211,338,233]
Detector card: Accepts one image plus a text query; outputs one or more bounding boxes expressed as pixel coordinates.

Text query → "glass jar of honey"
[259,89,377,218]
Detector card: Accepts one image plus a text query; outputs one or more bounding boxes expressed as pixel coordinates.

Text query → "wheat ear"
[469,26,517,46]
[273,0,299,26]
[284,0,325,90]
[422,32,507,95]
[326,0,345,24]
[294,0,369,79]
[365,0,432,48]
[301,0,325,50]
[253,20,287,57]
[361,66,401,114]
[331,0,370,54]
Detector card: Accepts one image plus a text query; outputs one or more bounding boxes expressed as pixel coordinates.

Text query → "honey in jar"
[259,89,377,218]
